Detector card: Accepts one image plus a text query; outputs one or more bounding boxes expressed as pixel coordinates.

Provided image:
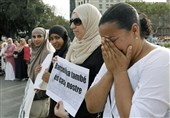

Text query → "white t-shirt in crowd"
[91,47,170,118]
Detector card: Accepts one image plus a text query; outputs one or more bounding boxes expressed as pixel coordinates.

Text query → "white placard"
[34,53,53,90]
[18,78,35,118]
[46,56,89,117]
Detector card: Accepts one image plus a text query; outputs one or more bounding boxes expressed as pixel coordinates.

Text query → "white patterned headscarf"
[65,3,102,64]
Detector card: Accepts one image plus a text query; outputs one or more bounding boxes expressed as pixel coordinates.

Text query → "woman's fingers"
[42,68,50,83]
[35,64,42,75]
[101,37,132,75]
[126,45,133,63]
[52,56,58,64]
[106,39,122,58]
[54,101,69,118]
[101,38,112,59]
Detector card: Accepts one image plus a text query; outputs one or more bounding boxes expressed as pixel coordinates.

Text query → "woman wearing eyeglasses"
[19,27,55,118]
[54,3,104,118]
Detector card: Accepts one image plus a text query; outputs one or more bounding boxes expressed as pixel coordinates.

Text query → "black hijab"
[48,25,70,72]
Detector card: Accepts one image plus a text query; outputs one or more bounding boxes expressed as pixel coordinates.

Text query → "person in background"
[0,41,8,75]
[14,40,20,47]
[27,38,32,53]
[54,3,104,118]
[27,38,32,46]
[85,3,170,118]
[27,27,55,118]
[3,38,16,80]
[13,38,30,81]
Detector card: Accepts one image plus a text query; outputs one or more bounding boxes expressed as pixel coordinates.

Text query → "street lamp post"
[69,0,76,40]
[70,0,75,18]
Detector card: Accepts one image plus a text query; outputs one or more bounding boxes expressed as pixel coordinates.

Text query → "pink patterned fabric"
[4,44,16,72]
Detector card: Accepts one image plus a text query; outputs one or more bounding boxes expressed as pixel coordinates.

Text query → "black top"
[48,45,103,118]
[48,38,70,118]
[69,45,104,118]
[14,48,28,80]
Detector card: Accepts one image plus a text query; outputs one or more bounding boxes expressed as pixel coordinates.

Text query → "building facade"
[75,0,125,14]
[73,0,170,41]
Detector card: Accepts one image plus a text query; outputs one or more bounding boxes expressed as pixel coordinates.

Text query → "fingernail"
[106,38,109,42]
[129,46,132,49]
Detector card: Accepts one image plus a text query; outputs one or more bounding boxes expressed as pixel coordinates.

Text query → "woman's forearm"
[114,71,133,118]
[85,71,114,113]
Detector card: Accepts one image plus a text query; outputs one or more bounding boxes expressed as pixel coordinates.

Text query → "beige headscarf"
[65,4,102,64]
[15,38,27,52]
[28,27,55,82]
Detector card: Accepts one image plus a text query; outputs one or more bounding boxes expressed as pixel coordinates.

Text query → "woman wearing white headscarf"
[19,27,55,118]
[65,4,102,64]
[55,3,104,118]
[0,41,8,74]
[28,27,55,83]
[3,38,16,80]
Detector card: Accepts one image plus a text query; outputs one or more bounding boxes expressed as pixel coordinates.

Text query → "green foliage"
[128,2,170,33]
[0,0,69,40]
[162,42,170,48]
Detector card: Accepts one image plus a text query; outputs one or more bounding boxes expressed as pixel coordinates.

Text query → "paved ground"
[0,75,27,118]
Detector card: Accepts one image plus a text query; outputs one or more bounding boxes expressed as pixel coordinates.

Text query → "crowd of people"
[0,2,169,118]
[0,37,31,81]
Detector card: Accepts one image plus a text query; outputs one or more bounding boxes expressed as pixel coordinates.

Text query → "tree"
[128,2,170,34]
[0,0,70,40]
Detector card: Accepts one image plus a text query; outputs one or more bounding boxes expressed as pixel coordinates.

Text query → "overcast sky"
[42,0,167,20]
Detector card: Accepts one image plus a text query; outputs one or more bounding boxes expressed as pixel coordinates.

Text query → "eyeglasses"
[70,18,82,26]
[32,34,43,39]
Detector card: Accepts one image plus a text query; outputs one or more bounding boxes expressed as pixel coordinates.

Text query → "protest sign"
[18,78,35,118]
[34,53,53,90]
[46,56,89,117]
